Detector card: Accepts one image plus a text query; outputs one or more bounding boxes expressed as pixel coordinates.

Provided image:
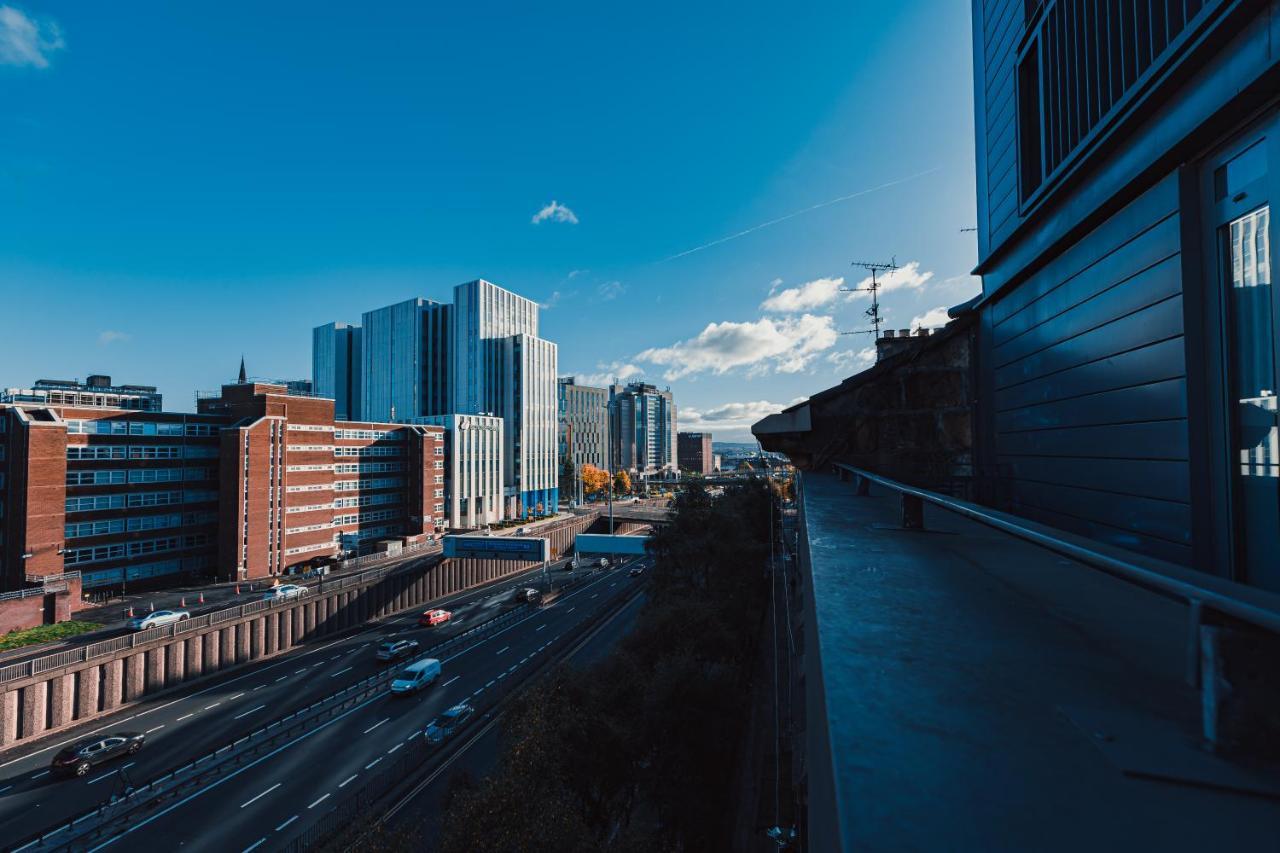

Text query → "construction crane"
[839,257,897,338]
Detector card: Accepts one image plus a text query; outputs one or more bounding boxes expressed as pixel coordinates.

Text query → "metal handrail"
[831,463,1280,661]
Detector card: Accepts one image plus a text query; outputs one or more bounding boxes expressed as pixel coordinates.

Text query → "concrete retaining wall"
[0,514,599,750]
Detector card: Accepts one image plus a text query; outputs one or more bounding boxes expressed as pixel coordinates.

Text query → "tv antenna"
[839,257,897,338]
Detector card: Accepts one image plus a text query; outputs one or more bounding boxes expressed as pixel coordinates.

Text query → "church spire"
[238,355,247,383]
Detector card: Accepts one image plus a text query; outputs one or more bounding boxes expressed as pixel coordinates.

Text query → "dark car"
[425,703,476,743]
[50,732,145,777]
[376,639,420,662]
[628,566,644,577]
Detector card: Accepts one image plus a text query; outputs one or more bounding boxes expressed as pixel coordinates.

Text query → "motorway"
[0,556,644,851]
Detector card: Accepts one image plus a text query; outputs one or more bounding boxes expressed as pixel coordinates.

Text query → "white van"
[389,658,441,695]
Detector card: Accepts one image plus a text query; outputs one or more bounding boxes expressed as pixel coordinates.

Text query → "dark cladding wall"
[986,175,1193,564]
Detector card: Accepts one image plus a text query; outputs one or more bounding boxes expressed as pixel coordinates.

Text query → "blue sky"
[0,1,977,440]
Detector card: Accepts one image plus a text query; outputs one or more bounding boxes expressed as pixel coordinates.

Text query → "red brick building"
[0,381,444,597]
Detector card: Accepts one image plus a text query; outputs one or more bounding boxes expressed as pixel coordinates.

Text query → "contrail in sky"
[662,166,942,262]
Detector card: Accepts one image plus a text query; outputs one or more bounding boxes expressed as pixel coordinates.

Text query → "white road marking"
[234,704,267,720]
[275,815,298,832]
[30,770,50,779]
[365,757,382,770]
[0,785,12,794]
[363,718,389,734]
[275,675,288,683]
[242,839,266,853]
[308,793,330,809]
[408,731,421,739]
[177,713,195,721]
[339,774,358,788]
[441,675,460,688]
[146,725,165,733]
[388,742,404,754]
[240,782,281,809]
[253,685,265,691]
[567,607,575,613]
[535,624,547,632]
[294,669,307,675]
[229,692,246,701]
[591,594,598,599]
[496,646,509,655]
[330,667,353,678]
[204,702,221,710]
[485,680,495,688]
[87,762,134,784]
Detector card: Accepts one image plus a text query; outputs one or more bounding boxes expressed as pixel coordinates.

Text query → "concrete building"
[609,382,677,477]
[413,414,504,529]
[0,381,445,594]
[312,321,364,422]
[558,377,609,503]
[1,375,162,412]
[677,431,713,476]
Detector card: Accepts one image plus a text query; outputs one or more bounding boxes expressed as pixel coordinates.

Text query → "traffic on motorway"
[0,555,648,852]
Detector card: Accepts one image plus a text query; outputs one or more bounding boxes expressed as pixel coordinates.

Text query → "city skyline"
[0,1,979,441]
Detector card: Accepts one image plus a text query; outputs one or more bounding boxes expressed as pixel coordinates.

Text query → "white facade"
[414,414,504,529]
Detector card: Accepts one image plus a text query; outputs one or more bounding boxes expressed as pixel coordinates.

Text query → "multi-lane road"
[0,556,645,850]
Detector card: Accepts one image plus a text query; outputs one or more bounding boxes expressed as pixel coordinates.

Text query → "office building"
[0,382,445,593]
[609,382,677,477]
[359,297,453,423]
[559,378,608,470]
[313,322,363,421]
[1,375,162,412]
[677,432,713,476]
[413,414,504,529]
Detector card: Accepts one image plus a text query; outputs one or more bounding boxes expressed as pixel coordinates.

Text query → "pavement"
[0,557,645,850]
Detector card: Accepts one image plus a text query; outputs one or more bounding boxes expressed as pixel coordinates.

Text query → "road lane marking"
[275,815,298,831]
[591,594,598,599]
[339,774,358,788]
[388,742,404,754]
[567,607,575,613]
[229,692,246,701]
[496,646,509,655]
[242,839,266,853]
[535,624,546,632]
[363,718,389,734]
[485,680,495,688]
[365,758,382,770]
[146,725,165,733]
[234,704,267,720]
[330,666,353,678]
[177,713,195,721]
[308,793,330,809]
[0,785,12,793]
[204,702,221,710]
[441,675,460,688]
[253,685,265,691]
[87,762,134,784]
[408,731,421,739]
[30,770,50,779]
[275,675,288,682]
[295,669,307,675]
[240,782,281,809]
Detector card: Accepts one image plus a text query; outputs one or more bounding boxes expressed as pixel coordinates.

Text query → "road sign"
[443,535,550,561]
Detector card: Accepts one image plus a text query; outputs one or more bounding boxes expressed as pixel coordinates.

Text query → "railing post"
[1186,599,1203,688]
[901,494,924,530]
[854,475,870,496]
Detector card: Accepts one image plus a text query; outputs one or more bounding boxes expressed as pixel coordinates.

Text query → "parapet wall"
[0,514,597,750]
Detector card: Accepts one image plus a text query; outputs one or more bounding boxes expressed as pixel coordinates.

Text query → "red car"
[419,609,452,627]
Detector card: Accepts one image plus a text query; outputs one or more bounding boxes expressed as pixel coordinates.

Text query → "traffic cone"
[199,592,205,604]
[149,601,155,612]
[180,597,186,608]
[126,607,134,618]
[235,584,240,596]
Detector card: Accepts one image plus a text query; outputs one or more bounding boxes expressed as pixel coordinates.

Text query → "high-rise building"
[359,298,453,423]
[413,414,504,529]
[312,322,363,420]
[337,280,558,519]
[677,432,713,476]
[1,375,162,412]
[609,382,677,477]
[558,377,609,485]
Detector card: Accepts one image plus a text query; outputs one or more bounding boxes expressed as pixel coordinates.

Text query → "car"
[128,610,190,631]
[419,609,452,627]
[521,587,541,603]
[628,567,644,577]
[376,639,420,662]
[390,658,441,695]
[264,584,308,601]
[50,732,145,777]
[598,558,610,568]
[425,702,476,743]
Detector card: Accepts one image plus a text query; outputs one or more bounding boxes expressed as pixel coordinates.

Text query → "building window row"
[286,522,330,534]
[66,420,218,437]
[287,483,333,493]
[334,462,404,474]
[334,445,401,457]
[333,507,401,526]
[286,502,332,514]
[287,424,334,433]
[333,491,402,509]
[333,476,404,491]
[285,542,332,556]
[287,444,335,452]
[335,429,403,441]
[64,533,210,566]
[286,464,331,473]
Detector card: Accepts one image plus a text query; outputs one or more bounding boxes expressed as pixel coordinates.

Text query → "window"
[128,468,184,484]
[67,470,126,486]
[127,513,183,532]
[67,446,126,460]
[66,494,126,512]
[66,519,125,538]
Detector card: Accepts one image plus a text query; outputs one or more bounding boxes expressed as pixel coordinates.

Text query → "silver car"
[128,610,190,631]
[263,584,308,601]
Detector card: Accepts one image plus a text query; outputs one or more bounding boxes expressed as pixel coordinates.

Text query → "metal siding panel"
[996,377,1187,432]
[1006,480,1191,544]
[993,253,1182,366]
[1007,497,1193,563]
[997,456,1190,502]
[996,336,1186,411]
[992,213,1180,346]
[996,419,1189,460]
[994,294,1184,389]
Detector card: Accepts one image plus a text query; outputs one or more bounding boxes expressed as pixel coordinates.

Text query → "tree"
[580,464,610,496]
[614,469,632,494]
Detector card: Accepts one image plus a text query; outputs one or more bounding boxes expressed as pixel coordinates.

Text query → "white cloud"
[910,306,951,329]
[681,400,792,434]
[531,200,579,225]
[576,361,643,387]
[636,314,838,380]
[540,290,564,309]
[760,276,845,313]
[0,6,63,68]
[98,330,130,346]
[847,261,933,297]
[596,280,626,301]
[826,346,876,372]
